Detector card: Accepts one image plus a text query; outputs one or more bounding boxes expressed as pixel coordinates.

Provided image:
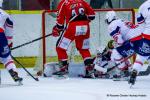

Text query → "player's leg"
[114,41,135,76]
[53,29,74,76]
[0,33,22,82]
[78,49,95,78]
[111,49,127,77]
[111,49,129,69]
[0,56,23,82]
[129,38,150,85]
[128,54,148,85]
[75,34,95,78]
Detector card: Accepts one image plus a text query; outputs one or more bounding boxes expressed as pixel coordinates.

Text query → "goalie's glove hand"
[52,25,62,37]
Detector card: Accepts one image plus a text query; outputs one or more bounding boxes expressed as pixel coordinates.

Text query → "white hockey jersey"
[0,8,13,45]
[108,19,143,46]
[137,0,150,35]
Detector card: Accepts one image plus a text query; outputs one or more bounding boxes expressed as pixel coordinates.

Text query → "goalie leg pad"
[94,64,107,73]
[44,62,60,77]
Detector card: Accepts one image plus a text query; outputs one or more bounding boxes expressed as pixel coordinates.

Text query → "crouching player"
[0,3,23,83]
[93,40,132,80]
[104,11,143,81]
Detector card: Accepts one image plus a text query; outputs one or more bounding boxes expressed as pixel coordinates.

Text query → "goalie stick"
[11,55,39,81]
[11,33,53,50]
[138,65,150,76]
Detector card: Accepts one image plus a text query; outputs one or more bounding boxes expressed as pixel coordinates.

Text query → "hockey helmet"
[105,11,117,24]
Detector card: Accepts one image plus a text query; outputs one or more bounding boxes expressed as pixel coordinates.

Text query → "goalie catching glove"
[51,25,64,37]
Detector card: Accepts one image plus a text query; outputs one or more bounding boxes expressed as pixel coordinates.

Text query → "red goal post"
[40,8,135,71]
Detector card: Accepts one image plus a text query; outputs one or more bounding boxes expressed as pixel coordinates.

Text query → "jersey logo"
[76,25,87,36]
[2,46,10,55]
[139,42,150,54]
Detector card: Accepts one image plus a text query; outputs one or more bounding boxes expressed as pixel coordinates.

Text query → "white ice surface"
[0,68,150,100]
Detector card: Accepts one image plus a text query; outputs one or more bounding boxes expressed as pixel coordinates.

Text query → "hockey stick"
[138,65,150,76]
[107,53,135,73]
[94,53,135,73]
[0,70,1,85]
[11,33,53,50]
[11,55,39,81]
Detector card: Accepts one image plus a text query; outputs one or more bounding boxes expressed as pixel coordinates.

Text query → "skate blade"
[113,77,128,81]
[91,73,96,79]
[128,81,135,89]
[130,84,134,89]
[17,81,23,86]
[52,74,69,79]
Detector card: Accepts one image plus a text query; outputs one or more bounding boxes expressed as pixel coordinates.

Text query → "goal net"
[33,8,135,74]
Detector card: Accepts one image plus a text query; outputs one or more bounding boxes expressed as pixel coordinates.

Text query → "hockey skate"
[9,69,23,85]
[83,64,95,78]
[113,71,130,81]
[112,74,128,81]
[128,70,137,86]
[52,62,68,79]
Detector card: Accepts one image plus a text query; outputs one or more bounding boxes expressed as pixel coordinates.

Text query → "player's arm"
[56,0,65,29]
[52,0,65,37]
[137,5,147,25]
[108,25,124,46]
[5,17,13,48]
[83,0,95,21]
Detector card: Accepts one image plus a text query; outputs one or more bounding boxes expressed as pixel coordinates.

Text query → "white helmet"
[0,0,3,8]
[105,11,117,24]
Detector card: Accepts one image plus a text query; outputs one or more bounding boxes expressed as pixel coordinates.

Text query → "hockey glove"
[107,40,115,49]
[8,42,13,49]
[52,25,62,37]
[7,37,13,48]
[125,21,138,29]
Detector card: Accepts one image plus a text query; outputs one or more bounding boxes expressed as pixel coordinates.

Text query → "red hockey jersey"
[56,0,95,28]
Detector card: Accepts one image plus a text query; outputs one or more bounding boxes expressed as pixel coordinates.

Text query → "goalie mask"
[105,11,117,24]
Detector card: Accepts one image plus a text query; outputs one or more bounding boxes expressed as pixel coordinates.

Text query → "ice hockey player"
[0,0,23,83]
[94,40,131,80]
[94,40,115,78]
[51,0,95,78]
[128,0,150,85]
[105,11,143,81]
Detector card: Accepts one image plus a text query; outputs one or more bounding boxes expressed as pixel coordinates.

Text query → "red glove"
[8,42,13,48]
[51,25,62,37]
[125,21,137,29]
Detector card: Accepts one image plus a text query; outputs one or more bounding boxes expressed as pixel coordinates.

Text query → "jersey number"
[71,8,85,17]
